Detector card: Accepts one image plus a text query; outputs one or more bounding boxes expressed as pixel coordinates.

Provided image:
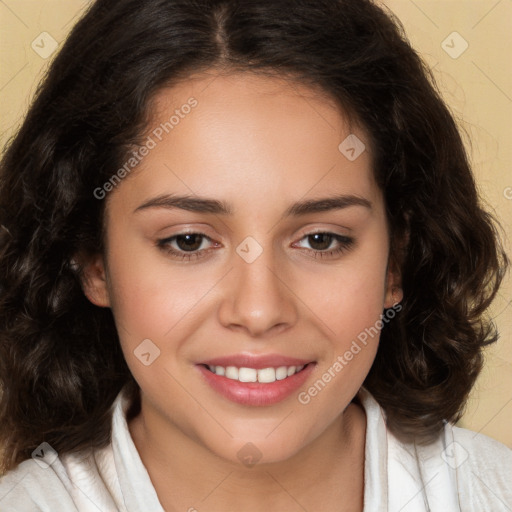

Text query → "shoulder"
[448,424,512,509]
[0,389,135,511]
[0,456,79,511]
[390,415,512,511]
[0,444,121,512]
[449,422,512,467]
[356,387,512,511]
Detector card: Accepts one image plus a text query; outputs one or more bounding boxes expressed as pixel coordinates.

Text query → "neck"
[128,395,366,512]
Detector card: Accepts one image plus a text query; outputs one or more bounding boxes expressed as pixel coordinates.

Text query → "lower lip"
[197,364,315,406]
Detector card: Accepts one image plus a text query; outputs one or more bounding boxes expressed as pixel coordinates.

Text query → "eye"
[157,232,217,261]
[293,232,355,259]
[156,231,355,262]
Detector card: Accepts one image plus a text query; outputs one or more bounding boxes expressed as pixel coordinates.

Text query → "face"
[82,71,401,466]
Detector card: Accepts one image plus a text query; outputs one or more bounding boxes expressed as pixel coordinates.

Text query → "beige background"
[1,0,511,447]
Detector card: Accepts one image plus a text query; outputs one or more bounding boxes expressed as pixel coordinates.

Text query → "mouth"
[197,356,316,406]
[204,363,307,383]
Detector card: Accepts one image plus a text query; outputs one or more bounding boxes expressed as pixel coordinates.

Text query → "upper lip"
[199,354,314,369]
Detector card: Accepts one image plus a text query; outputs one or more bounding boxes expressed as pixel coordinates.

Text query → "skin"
[81,70,402,512]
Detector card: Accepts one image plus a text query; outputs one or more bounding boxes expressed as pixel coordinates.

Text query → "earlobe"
[384,283,403,309]
[384,228,408,308]
[74,252,111,308]
[384,260,403,309]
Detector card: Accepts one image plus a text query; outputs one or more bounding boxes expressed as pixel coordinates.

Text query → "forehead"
[106,71,380,217]
[149,70,363,146]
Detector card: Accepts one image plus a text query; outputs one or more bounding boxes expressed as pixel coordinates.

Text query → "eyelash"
[156,231,355,261]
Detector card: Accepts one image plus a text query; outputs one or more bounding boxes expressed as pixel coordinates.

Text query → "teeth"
[208,364,305,383]
[225,366,238,379]
[275,366,288,380]
[238,367,257,382]
[257,367,276,383]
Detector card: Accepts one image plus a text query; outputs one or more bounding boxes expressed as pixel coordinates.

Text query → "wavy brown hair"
[0,0,508,474]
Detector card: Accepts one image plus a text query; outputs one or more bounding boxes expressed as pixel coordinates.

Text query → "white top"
[1,386,511,511]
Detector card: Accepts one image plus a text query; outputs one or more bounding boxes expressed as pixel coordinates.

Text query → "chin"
[203,431,311,469]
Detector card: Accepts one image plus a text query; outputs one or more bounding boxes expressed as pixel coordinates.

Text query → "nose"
[217,245,298,338]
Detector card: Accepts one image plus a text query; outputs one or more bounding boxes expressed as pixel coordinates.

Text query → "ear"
[383,261,403,309]
[73,251,111,308]
[383,233,408,309]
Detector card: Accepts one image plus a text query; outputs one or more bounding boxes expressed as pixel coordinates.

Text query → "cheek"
[104,234,213,337]
[302,238,389,344]
[293,255,387,426]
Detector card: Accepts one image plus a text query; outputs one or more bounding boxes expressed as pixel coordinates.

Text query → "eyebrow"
[133,193,372,216]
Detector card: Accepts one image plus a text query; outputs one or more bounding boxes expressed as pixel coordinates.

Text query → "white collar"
[108,385,459,511]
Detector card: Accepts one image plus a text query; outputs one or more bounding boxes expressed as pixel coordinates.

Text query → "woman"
[0,0,510,510]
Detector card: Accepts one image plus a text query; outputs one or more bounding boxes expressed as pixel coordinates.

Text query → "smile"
[206,364,305,383]
[197,356,315,406]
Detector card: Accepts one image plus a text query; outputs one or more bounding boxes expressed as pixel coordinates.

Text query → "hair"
[0,0,508,474]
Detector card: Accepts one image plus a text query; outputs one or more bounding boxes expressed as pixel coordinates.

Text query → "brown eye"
[307,233,334,251]
[174,234,205,252]
[156,232,216,261]
[293,232,355,259]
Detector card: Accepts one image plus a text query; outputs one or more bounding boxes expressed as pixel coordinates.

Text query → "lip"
[197,355,316,406]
